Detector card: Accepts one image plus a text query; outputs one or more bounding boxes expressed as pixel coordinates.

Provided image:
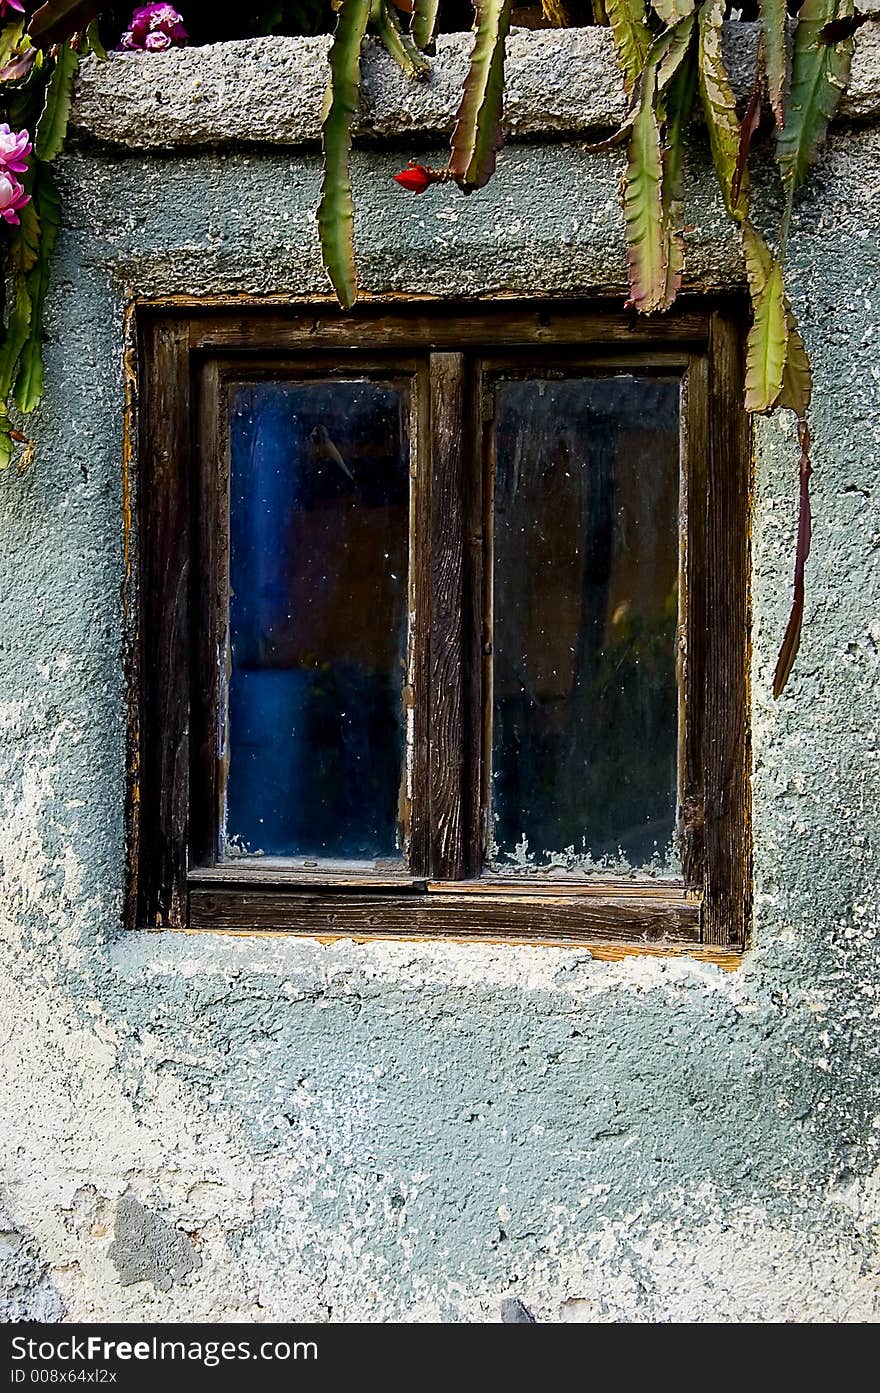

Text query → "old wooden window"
[130,301,750,963]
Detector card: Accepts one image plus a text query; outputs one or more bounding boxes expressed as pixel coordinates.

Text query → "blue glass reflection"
[226,381,409,860]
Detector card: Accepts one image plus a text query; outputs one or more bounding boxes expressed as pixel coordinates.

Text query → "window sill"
[183,868,745,969]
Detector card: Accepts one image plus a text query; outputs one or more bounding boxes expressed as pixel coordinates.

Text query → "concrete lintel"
[69,22,880,152]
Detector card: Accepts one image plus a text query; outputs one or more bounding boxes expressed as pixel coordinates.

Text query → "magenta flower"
[119,4,188,51]
[0,124,32,177]
[0,171,30,226]
[0,0,26,18]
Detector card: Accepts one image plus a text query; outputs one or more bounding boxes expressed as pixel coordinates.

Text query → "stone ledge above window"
[69,22,880,153]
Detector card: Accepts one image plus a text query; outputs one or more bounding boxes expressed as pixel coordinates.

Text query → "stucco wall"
[1,26,880,1322]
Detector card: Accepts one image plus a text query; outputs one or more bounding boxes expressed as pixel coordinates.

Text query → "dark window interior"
[490,374,680,871]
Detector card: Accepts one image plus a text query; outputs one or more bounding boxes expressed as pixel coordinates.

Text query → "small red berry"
[393,164,433,195]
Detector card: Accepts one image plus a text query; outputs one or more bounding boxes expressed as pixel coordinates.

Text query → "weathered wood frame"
[131,298,751,963]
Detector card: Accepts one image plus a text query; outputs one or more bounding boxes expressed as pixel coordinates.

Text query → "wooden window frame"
[129,298,751,965]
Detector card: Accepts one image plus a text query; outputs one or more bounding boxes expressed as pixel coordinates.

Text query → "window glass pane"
[226,380,409,860]
[490,374,680,873]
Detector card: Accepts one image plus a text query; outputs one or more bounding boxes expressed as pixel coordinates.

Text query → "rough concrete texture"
[108,1196,201,1291]
[70,23,880,150]
[1,35,880,1323]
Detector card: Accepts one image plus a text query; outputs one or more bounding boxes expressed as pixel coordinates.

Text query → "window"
[130,301,750,961]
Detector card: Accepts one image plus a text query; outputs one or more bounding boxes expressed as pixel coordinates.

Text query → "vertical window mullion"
[427,351,471,880]
[703,308,752,946]
[190,359,230,876]
[136,317,193,929]
[679,351,708,895]
[405,361,432,878]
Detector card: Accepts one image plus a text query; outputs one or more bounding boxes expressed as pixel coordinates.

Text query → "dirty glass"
[490,374,680,871]
[225,380,409,860]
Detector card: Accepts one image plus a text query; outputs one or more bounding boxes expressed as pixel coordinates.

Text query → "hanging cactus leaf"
[376,0,430,79]
[741,220,813,693]
[660,42,697,310]
[448,0,512,191]
[11,196,41,277]
[650,0,694,26]
[622,64,666,314]
[27,0,101,50]
[742,224,790,412]
[649,13,696,104]
[773,420,813,696]
[0,45,39,84]
[758,0,789,127]
[14,165,62,415]
[318,0,371,309]
[0,18,26,71]
[745,258,788,413]
[743,222,813,418]
[732,76,761,210]
[777,0,855,196]
[83,18,107,61]
[412,0,440,49]
[778,310,812,419]
[34,39,78,163]
[605,0,652,97]
[0,277,31,402]
[698,0,749,221]
[741,219,774,295]
[0,274,32,469]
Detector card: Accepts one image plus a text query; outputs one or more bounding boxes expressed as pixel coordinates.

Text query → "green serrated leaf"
[0,272,33,439]
[376,0,430,79]
[14,165,62,414]
[318,0,371,310]
[605,0,652,97]
[0,19,25,69]
[412,0,439,50]
[650,0,694,26]
[698,0,749,222]
[623,65,666,314]
[34,40,78,162]
[448,0,512,191]
[758,0,789,126]
[654,14,696,103]
[777,0,854,196]
[83,19,107,61]
[742,222,812,418]
[778,311,812,418]
[660,43,697,310]
[8,186,41,277]
[741,220,774,298]
[745,260,788,413]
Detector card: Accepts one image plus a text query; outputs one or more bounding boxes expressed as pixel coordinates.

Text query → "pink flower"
[0,124,32,177]
[119,4,188,51]
[0,171,30,226]
[0,1,26,18]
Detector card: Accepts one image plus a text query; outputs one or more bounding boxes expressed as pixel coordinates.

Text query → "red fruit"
[393,165,433,195]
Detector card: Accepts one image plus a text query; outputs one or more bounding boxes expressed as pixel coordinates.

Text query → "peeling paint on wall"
[108,1197,201,1292]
